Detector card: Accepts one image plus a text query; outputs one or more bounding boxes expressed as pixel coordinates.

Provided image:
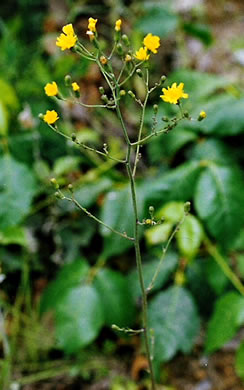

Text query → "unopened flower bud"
[120,89,126,96]
[145,218,153,225]
[153,104,158,114]
[55,191,64,199]
[149,206,154,213]
[38,113,44,120]
[162,116,169,122]
[128,90,135,99]
[101,94,109,103]
[99,86,105,94]
[184,201,191,214]
[50,177,58,189]
[68,184,73,193]
[136,69,143,78]
[122,34,130,46]
[65,74,72,87]
[116,43,123,55]
[198,111,207,121]
[160,75,167,84]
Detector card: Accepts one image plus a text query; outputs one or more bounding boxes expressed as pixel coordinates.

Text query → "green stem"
[114,90,156,389]
[204,236,244,296]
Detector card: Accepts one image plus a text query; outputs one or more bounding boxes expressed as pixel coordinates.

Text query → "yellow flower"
[143,33,160,54]
[160,82,189,104]
[43,110,59,125]
[56,23,77,51]
[72,82,80,92]
[200,110,207,118]
[88,17,97,33]
[44,81,58,97]
[135,47,150,61]
[115,19,122,32]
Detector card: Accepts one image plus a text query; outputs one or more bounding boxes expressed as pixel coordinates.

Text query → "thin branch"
[64,195,134,242]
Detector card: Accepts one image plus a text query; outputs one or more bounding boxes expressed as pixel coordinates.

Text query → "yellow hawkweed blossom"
[135,47,150,61]
[56,23,77,51]
[44,81,58,97]
[200,110,207,118]
[43,110,59,125]
[143,33,160,54]
[115,19,122,31]
[160,82,189,105]
[88,17,97,33]
[72,82,80,92]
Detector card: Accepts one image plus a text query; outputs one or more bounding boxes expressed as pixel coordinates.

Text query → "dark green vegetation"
[1,1,244,388]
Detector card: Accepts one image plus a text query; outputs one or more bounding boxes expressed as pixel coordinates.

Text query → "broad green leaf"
[194,96,244,136]
[236,341,244,380]
[176,215,204,260]
[147,161,202,204]
[55,285,104,353]
[0,79,19,110]
[40,258,90,314]
[0,226,27,246]
[0,155,37,228]
[74,177,112,209]
[128,251,178,302]
[148,286,200,362]
[53,156,81,177]
[167,70,229,102]
[100,185,145,258]
[94,269,135,327]
[183,22,213,46]
[190,139,235,165]
[136,6,179,37]
[205,257,229,295]
[205,292,244,353]
[144,222,173,246]
[0,101,8,135]
[157,201,184,223]
[194,163,244,246]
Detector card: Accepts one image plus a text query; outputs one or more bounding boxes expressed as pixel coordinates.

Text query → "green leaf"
[183,22,213,46]
[128,251,178,302]
[0,79,19,110]
[236,341,244,380]
[206,292,244,354]
[40,258,90,314]
[194,96,244,136]
[53,156,81,177]
[167,70,229,102]
[0,101,8,136]
[190,139,235,165]
[0,226,27,246]
[0,155,37,228]
[157,201,184,223]
[55,285,104,353]
[148,286,200,362]
[147,161,202,204]
[100,185,144,258]
[205,257,229,295]
[144,223,173,246]
[136,6,179,37]
[176,215,204,260]
[74,177,112,209]
[194,163,244,246]
[94,269,135,327]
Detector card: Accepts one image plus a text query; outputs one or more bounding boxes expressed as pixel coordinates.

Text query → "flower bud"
[198,111,207,121]
[68,183,73,193]
[128,90,135,99]
[160,75,167,84]
[120,89,126,96]
[116,43,123,56]
[125,54,132,62]
[55,191,64,199]
[149,206,154,213]
[136,69,143,78]
[153,104,158,114]
[122,34,130,46]
[184,201,191,214]
[99,86,105,94]
[100,55,108,65]
[101,94,109,103]
[162,116,169,122]
[65,74,72,87]
[50,177,59,189]
[38,113,44,120]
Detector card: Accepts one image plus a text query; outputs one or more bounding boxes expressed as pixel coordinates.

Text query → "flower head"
[198,110,207,121]
[72,82,80,92]
[43,110,59,125]
[44,81,58,97]
[160,82,189,104]
[143,33,160,54]
[135,47,150,61]
[115,19,122,32]
[88,17,97,33]
[56,23,77,51]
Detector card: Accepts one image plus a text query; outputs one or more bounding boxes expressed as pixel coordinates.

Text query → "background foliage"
[1,0,244,388]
